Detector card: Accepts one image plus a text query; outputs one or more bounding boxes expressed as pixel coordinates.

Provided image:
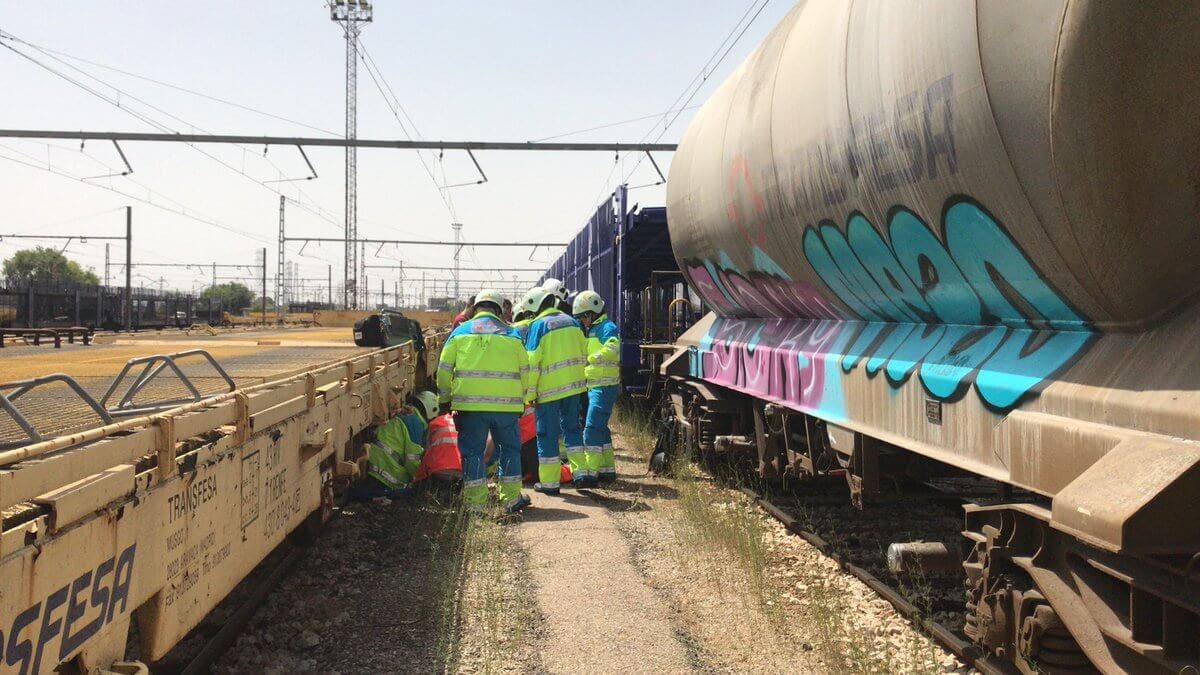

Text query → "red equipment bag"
[415,414,462,481]
[518,406,536,445]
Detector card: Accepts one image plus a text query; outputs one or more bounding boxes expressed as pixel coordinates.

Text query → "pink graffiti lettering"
[685,261,842,320]
[701,317,842,411]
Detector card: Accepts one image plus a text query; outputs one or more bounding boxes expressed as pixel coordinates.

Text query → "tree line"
[2,247,269,312]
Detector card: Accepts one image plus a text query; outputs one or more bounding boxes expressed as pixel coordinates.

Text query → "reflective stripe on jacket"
[437,311,530,413]
[416,414,462,481]
[524,307,587,403]
[376,412,427,467]
[367,442,408,489]
[585,313,620,388]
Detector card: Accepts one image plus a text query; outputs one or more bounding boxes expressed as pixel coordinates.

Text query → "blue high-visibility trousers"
[584,385,618,479]
[534,395,583,491]
[455,411,524,510]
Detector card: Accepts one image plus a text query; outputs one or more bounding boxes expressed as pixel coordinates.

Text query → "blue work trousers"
[583,385,618,448]
[534,395,582,489]
[454,411,523,508]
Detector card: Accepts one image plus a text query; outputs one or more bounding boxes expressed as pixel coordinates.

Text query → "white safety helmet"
[474,288,505,311]
[520,287,550,315]
[516,288,539,315]
[414,391,440,421]
[572,289,605,317]
[542,278,569,301]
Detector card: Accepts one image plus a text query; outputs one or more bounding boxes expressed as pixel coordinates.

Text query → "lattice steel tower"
[330,0,372,308]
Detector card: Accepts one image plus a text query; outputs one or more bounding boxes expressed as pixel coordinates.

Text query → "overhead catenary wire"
[560,0,772,262]
[0,32,344,231]
[355,37,459,223]
[0,30,346,292]
[0,32,339,137]
[622,0,773,184]
[17,137,227,225]
[531,105,703,142]
[0,143,271,244]
[12,34,338,207]
[2,206,125,237]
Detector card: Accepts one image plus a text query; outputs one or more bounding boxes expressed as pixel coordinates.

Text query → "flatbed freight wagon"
[0,329,443,673]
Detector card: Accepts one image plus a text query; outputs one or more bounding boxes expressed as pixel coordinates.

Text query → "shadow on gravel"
[598,477,680,501]
[521,505,590,522]
[553,491,600,506]
[578,489,652,513]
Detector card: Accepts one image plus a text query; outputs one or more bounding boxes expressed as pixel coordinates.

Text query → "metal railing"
[100,349,236,417]
[0,374,114,450]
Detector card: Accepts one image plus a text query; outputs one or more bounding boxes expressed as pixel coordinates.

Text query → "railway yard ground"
[198,404,968,674]
[2,328,969,673]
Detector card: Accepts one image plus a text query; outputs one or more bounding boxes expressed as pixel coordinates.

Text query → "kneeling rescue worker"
[522,285,590,492]
[415,404,463,482]
[573,290,620,483]
[437,289,532,514]
[368,390,440,491]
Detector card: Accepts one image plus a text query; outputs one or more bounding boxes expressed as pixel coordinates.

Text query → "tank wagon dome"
[666,0,1200,332]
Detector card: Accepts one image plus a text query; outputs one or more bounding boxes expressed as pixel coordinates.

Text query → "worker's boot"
[504,493,532,515]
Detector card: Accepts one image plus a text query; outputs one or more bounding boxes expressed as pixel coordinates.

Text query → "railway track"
[738,485,1008,674]
[159,431,992,673]
[145,543,306,674]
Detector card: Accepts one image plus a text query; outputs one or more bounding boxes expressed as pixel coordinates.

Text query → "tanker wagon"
[658,1,1200,672]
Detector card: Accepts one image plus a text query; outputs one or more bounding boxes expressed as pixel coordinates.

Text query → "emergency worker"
[522,287,589,492]
[415,406,463,483]
[573,291,620,483]
[437,289,532,514]
[368,390,440,491]
[543,278,572,313]
[509,287,541,477]
[510,288,540,340]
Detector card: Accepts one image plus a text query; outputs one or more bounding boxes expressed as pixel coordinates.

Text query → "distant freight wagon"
[538,185,699,393]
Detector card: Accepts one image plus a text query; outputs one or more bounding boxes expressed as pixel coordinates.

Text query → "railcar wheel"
[964,518,1092,674]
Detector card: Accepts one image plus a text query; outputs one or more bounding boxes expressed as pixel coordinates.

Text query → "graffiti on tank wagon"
[687,198,1096,413]
[683,251,843,319]
[690,316,851,420]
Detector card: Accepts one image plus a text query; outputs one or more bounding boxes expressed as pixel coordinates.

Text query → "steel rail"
[737,486,1005,675]
[0,129,678,152]
[178,545,305,675]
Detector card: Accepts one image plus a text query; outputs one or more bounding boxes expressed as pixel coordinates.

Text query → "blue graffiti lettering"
[803,197,1094,409]
[684,196,1093,413]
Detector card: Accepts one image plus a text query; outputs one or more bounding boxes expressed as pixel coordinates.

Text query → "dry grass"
[613,404,793,664]
[611,400,657,460]
[611,404,958,673]
[671,460,778,616]
[434,497,539,674]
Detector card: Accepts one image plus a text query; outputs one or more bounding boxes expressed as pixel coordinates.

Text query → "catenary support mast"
[330,0,372,309]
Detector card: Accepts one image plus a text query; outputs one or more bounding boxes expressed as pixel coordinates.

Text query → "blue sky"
[0,1,791,302]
